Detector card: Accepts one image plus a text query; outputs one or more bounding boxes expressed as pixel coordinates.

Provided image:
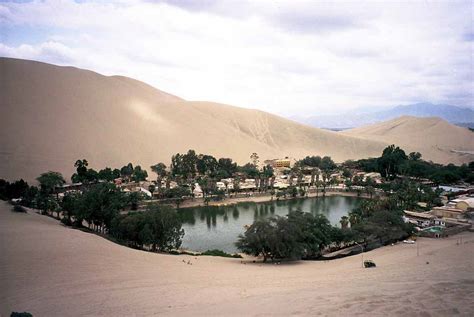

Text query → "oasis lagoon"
[178,195,363,253]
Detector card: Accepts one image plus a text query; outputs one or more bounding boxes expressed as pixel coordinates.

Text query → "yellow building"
[273,159,291,168]
[453,198,474,211]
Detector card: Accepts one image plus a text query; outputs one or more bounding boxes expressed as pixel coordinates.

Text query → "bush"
[11,313,33,317]
[60,217,73,226]
[12,205,26,213]
[201,249,242,258]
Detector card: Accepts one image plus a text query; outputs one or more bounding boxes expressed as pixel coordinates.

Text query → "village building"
[432,206,465,218]
[239,179,257,190]
[220,179,234,190]
[193,183,203,198]
[264,157,293,169]
[403,210,436,228]
[364,172,382,184]
[216,181,227,191]
[450,197,474,211]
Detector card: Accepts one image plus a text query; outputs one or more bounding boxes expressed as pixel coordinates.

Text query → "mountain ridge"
[293,102,474,129]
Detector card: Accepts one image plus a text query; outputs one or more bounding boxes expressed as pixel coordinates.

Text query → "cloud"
[0,0,472,116]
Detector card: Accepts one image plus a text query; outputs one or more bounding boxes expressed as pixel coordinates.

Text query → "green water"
[178,195,363,253]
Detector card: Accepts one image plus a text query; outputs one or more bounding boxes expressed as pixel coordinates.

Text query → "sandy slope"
[1,201,473,316]
[343,116,474,165]
[1,57,389,182]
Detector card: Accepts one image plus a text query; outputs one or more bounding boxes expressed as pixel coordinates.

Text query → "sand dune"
[343,116,474,165]
[0,57,387,182]
[1,201,473,316]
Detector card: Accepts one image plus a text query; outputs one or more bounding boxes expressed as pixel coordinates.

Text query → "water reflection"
[180,196,363,253]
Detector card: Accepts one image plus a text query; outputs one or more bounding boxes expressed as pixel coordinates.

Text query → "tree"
[340,216,349,229]
[287,211,334,258]
[236,211,336,261]
[128,192,142,210]
[148,184,156,198]
[151,163,167,179]
[239,163,259,178]
[119,163,134,181]
[74,183,126,232]
[377,145,408,179]
[409,152,422,161]
[36,171,65,197]
[151,162,167,192]
[217,158,237,178]
[163,186,191,208]
[235,217,277,262]
[61,191,81,224]
[72,159,89,183]
[250,152,259,166]
[110,205,184,251]
[131,165,148,182]
[98,167,115,182]
[197,154,218,176]
[299,156,322,168]
[320,156,336,171]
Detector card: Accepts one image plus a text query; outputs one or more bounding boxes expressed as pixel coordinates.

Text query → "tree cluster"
[236,211,339,261]
[0,178,38,206]
[347,145,473,184]
[71,159,148,184]
[61,182,128,231]
[348,197,415,246]
[110,205,184,251]
[298,155,336,171]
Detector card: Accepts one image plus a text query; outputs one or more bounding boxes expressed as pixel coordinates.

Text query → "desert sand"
[1,201,473,316]
[343,116,474,165]
[0,57,388,182]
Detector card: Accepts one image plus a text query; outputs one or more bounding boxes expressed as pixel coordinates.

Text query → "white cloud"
[0,0,472,116]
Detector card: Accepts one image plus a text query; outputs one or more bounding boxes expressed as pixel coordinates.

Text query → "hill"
[0,57,388,181]
[342,116,474,165]
[294,103,474,129]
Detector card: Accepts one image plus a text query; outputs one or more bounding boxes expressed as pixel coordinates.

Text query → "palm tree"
[340,216,349,229]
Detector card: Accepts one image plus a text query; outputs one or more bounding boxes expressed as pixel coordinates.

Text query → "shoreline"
[177,190,374,209]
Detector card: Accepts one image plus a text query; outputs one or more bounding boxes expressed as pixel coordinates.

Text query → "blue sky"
[0,0,473,116]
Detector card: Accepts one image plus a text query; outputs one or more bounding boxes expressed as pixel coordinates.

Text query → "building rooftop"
[404,210,435,220]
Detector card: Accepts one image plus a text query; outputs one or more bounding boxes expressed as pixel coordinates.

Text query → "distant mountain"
[295,103,474,129]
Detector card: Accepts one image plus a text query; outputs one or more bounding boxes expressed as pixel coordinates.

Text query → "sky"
[0,0,473,116]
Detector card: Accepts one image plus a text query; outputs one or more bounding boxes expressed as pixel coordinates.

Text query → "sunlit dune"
[1,202,473,316]
[0,57,388,181]
[343,116,474,165]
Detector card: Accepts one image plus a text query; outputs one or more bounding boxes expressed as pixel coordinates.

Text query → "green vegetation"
[0,179,38,206]
[10,312,33,317]
[1,144,471,261]
[12,204,27,213]
[71,159,148,184]
[348,145,474,184]
[110,205,184,251]
[200,249,242,258]
[236,211,338,261]
[237,194,415,261]
[63,182,127,231]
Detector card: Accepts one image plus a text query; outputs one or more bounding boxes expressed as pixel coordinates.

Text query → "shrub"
[201,249,242,258]
[60,217,73,226]
[11,313,33,317]
[12,205,27,213]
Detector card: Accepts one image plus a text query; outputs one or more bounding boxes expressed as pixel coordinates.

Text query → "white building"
[193,183,203,198]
